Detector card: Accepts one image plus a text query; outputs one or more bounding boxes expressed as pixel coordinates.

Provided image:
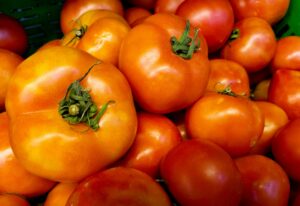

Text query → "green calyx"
[58,62,115,131]
[229,28,240,41]
[217,85,238,97]
[171,20,200,59]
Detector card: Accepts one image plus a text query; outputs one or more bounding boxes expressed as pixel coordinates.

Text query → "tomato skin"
[44,183,78,206]
[154,0,185,14]
[185,92,264,157]
[0,13,28,55]
[0,49,23,111]
[0,194,30,206]
[119,13,210,114]
[160,139,242,206]
[268,69,300,120]
[221,17,277,73]
[119,112,182,178]
[229,0,290,25]
[176,0,234,53]
[206,59,250,97]
[270,36,300,73]
[66,167,172,206]
[252,79,271,101]
[5,46,137,182]
[272,118,300,181]
[235,155,290,206]
[124,7,152,27]
[38,39,62,51]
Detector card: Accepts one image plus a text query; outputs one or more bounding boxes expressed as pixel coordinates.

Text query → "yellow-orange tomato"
[60,0,124,34]
[0,194,30,206]
[0,49,23,111]
[61,10,130,66]
[0,112,56,197]
[124,7,152,27]
[38,39,62,51]
[44,183,78,206]
[5,46,137,182]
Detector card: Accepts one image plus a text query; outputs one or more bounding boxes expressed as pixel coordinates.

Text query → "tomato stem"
[171,20,200,59]
[217,85,238,97]
[229,28,240,41]
[63,25,88,47]
[58,61,115,131]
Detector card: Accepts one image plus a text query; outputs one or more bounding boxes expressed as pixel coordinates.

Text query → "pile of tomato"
[1,0,300,205]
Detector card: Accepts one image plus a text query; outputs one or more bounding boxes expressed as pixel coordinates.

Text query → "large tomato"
[61,10,130,66]
[119,112,182,178]
[0,13,28,55]
[235,155,290,206]
[175,0,234,53]
[44,183,78,206]
[272,118,300,181]
[221,17,277,73]
[5,46,137,182]
[66,167,172,206]
[0,194,30,206]
[0,48,23,111]
[185,92,264,157]
[60,0,124,34]
[119,13,209,114]
[160,139,242,206]
[229,0,290,25]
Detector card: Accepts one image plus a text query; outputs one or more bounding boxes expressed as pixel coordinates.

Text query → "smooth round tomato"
[37,39,62,51]
[272,118,300,181]
[235,155,290,206]
[229,0,290,25]
[268,69,300,120]
[176,0,234,53]
[0,13,28,55]
[66,167,172,206]
[124,7,152,27]
[119,112,182,178]
[160,139,242,206]
[154,0,185,14]
[60,0,124,34]
[119,13,209,114]
[185,92,264,157]
[221,17,277,73]
[0,194,30,206]
[249,101,289,155]
[270,36,300,73]
[5,46,137,182]
[0,49,23,111]
[44,183,78,206]
[206,59,250,97]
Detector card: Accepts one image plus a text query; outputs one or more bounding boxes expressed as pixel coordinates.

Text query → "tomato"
[185,92,264,157]
[119,13,209,114]
[0,49,23,111]
[206,59,250,97]
[60,0,124,34]
[38,39,62,51]
[0,13,28,55]
[221,17,277,73]
[268,69,300,120]
[5,46,137,182]
[229,0,290,25]
[272,118,300,181]
[66,167,172,206]
[0,194,30,206]
[167,110,188,140]
[252,79,271,101]
[176,0,234,53]
[124,0,158,10]
[154,0,185,14]
[160,139,242,206]
[270,36,300,73]
[119,112,182,178]
[61,10,130,66]
[124,7,152,27]
[235,155,290,206]
[249,101,289,155]
[44,183,78,206]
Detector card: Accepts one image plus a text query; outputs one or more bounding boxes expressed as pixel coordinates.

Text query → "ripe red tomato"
[119,112,182,178]
[119,13,209,114]
[0,194,30,206]
[229,0,290,25]
[206,59,250,97]
[44,183,78,206]
[235,155,290,206]
[0,13,28,55]
[185,92,264,157]
[221,17,277,73]
[272,118,300,181]
[270,36,300,73]
[66,167,172,206]
[268,69,300,120]
[160,139,242,206]
[5,46,137,182]
[155,0,185,14]
[60,0,124,34]
[176,0,234,53]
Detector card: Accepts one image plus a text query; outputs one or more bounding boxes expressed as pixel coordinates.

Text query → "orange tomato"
[0,194,30,206]
[124,7,152,27]
[155,0,185,14]
[44,183,78,206]
[38,39,62,51]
